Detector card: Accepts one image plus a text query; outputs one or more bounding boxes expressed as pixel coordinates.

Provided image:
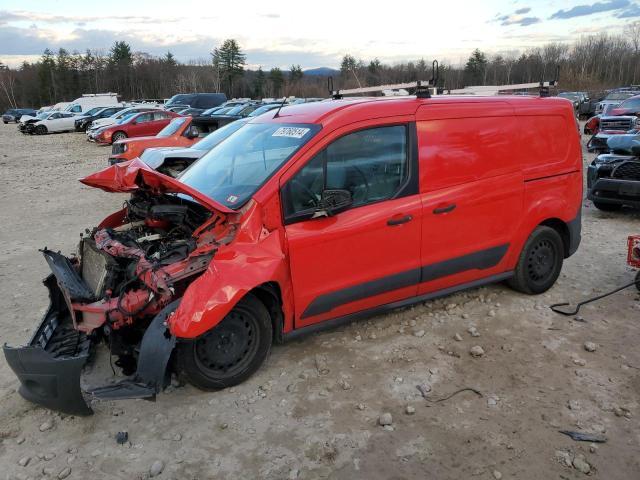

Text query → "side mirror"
[313,189,352,217]
[185,126,199,139]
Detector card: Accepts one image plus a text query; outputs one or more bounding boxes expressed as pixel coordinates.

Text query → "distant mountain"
[303,67,339,76]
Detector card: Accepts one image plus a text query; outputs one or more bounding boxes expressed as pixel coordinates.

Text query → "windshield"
[224,105,248,115]
[36,112,49,119]
[179,123,321,208]
[116,112,137,124]
[202,107,222,115]
[559,93,579,101]
[619,97,640,109]
[84,107,104,116]
[158,117,188,137]
[249,105,278,117]
[606,92,633,101]
[192,119,248,151]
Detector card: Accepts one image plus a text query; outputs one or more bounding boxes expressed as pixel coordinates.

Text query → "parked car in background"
[24,111,77,134]
[586,95,640,151]
[109,116,200,163]
[137,118,250,176]
[177,108,205,116]
[596,91,636,114]
[94,110,181,144]
[193,102,262,132]
[75,106,126,131]
[588,133,640,210]
[86,106,160,138]
[164,93,227,111]
[557,91,595,118]
[2,108,37,123]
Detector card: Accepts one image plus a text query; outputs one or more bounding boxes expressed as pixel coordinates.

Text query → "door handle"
[433,204,456,215]
[387,214,413,226]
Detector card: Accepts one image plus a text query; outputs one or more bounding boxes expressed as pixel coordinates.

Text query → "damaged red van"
[4,94,582,415]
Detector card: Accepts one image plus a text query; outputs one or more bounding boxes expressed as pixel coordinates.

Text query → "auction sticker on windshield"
[272,127,310,139]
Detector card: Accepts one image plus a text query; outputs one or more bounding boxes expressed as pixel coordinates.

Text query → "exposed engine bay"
[4,189,233,415]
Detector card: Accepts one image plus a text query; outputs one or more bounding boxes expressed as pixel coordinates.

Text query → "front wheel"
[176,293,273,390]
[34,124,47,135]
[111,131,127,142]
[593,201,622,212]
[508,226,564,295]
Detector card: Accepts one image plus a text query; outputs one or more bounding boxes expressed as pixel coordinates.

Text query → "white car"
[27,111,77,134]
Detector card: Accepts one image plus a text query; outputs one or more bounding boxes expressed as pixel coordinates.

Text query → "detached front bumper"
[4,250,180,415]
[3,275,94,415]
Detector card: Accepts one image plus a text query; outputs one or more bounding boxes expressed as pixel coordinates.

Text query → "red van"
[5,95,582,414]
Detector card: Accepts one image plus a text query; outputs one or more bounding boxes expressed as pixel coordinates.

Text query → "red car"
[95,110,182,144]
[5,95,582,415]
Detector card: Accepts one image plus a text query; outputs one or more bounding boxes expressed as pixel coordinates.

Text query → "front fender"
[168,228,290,339]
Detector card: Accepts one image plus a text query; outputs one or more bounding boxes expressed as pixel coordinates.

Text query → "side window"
[154,112,169,120]
[283,125,409,220]
[136,113,153,123]
[71,105,81,113]
[50,113,61,119]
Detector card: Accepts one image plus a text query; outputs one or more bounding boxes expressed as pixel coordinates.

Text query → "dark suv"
[588,134,640,210]
[74,106,126,131]
[3,108,37,124]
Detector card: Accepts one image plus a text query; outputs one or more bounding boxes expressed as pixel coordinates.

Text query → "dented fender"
[168,200,293,339]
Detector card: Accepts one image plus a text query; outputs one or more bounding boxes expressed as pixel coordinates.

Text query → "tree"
[211,39,246,96]
[464,49,488,86]
[163,51,177,67]
[289,64,303,95]
[253,67,266,98]
[269,67,284,97]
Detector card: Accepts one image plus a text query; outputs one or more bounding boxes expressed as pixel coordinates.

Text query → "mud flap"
[3,276,94,416]
[88,300,179,401]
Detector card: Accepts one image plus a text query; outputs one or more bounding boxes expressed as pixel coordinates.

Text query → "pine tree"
[211,39,246,96]
[253,67,266,98]
[269,67,284,97]
[464,49,488,86]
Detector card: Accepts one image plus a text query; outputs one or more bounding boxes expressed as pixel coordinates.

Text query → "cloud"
[549,0,630,20]
[0,10,204,25]
[494,11,541,26]
[616,3,640,17]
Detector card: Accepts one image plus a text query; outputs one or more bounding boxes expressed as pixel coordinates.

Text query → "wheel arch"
[249,282,285,344]
[539,217,571,258]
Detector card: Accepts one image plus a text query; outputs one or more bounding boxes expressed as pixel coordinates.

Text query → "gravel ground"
[0,124,639,480]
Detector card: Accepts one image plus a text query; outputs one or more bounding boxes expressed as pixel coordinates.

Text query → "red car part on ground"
[95,110,182,145]
[4,95,582,415]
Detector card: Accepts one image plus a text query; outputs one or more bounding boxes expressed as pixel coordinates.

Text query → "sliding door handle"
[433,204,456,215]
[387,214,413,226]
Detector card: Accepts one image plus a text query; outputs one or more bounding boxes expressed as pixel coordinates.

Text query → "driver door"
[281,121,423,328]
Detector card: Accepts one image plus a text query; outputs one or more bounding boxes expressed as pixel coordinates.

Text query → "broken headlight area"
[4,191,229,415]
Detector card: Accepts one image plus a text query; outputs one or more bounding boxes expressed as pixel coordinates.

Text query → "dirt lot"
[0,123,639,480]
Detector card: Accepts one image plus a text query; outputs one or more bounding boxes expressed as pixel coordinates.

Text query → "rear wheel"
[112,131,127,142]
[593,201,622,212]
[508,226,564,295]
[34,124,47,135]
[177,293,272,390]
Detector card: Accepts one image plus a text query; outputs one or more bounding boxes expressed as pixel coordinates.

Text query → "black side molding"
[287,272,513,342]
[567,209,582,257]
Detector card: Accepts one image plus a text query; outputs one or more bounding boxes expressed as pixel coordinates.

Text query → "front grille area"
[613,161,640,181]
[600,118,634,131]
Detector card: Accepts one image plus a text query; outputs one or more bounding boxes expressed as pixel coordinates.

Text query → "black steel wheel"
[508,226,564,295]
[177,293,272,390]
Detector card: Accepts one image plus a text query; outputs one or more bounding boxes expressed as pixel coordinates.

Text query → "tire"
[34,124,47,135]
[177,293,273,390]
[111,131,127,142]
[508,226,564,295]
[593,201,622,212]
[3,121,7,124]
[635,270,640,293]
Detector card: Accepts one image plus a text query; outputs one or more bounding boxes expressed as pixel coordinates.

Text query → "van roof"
[251,95,573,126]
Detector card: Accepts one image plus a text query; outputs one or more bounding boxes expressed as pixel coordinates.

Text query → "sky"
[0,0,639,69]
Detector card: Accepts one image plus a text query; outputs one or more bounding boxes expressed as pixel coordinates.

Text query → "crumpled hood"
[80,158,234,214]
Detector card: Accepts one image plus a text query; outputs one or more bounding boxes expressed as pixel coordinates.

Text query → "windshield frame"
[179,122,322,210]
